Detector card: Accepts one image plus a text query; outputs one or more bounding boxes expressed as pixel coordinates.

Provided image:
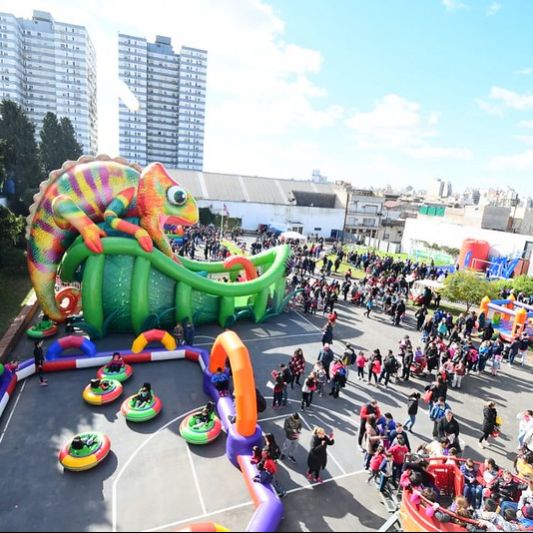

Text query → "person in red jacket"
[358,399,382,449]
[253,454,286,498]
[388,434,409,483]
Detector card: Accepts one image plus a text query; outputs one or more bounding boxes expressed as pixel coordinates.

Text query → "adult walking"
[479,401,498,449]
[415,306,428,331]
[280,413,302,463]
[404,392,421,432]
[289,348,306,389]
[358,399,381,449]
[436,409,462,452]
[33,339,48,386]
[426,375,448,412]
[379,351,398,388]
[364,295,374,318]
[364,415,382,470]
[307,427,335,483]
[401,349,413,381]
[430,396,451,438]
[318,344,334,380]
[321,320,334,346]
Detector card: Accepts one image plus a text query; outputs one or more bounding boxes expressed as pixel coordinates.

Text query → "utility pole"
[512,193,520,233]
[342,186,351,245]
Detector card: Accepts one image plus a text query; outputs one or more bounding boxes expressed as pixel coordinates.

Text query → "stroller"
[411,355,427,377]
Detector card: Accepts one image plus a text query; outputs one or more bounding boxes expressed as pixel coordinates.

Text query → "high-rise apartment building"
[118,34,207,170]
[430,178,445,199]
[0,10,97,154]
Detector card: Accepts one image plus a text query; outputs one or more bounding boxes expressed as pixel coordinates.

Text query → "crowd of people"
[254,241,531,529]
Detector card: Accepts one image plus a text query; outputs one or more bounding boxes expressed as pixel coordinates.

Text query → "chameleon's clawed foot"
[137,234,153,252]
[82,226,105,253]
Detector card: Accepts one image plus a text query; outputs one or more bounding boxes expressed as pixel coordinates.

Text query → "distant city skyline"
[0,1,531,195]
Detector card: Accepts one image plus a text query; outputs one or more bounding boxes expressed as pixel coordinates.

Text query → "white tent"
[280,231,306,241]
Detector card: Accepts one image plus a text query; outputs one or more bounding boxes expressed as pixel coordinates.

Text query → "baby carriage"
[411,355,427,377]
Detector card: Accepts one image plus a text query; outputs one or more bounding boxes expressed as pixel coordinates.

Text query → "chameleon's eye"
[167,186,187,206]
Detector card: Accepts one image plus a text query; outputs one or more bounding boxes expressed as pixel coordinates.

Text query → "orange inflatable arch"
[209,331,257,438]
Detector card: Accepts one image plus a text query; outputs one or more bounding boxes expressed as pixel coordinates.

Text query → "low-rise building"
[167,169,347,238]
[418,204,511,231]
[343,189,384,242]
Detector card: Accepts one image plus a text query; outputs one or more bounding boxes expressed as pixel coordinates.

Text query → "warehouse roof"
[167,169,346,209]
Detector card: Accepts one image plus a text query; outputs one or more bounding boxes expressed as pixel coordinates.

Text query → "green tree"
[0,206,25,248]
[0,99,41,195]
[512,275,533,295]
[443,271,499,312]
[60,116,83,160]
[39,112,65,176]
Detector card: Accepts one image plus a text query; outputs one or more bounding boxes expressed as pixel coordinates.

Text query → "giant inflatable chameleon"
[27,155,198,321]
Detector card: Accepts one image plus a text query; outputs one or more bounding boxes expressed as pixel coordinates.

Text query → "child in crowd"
[313,362,327,397]
[133,383,152,409]
[211,368,230,397]
[368,445,386,485]
[107,352,125,373]
[356,352,368,380]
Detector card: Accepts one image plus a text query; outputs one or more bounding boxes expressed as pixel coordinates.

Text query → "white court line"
[263,397,357,426]
[258,414,288,424]
[143,468,367,532]
[262,397,359,471]
[186,443,207,515]
[0,380,27,446]
[111,406,202,533]
[295,310,322,333]
[192,331,318,348]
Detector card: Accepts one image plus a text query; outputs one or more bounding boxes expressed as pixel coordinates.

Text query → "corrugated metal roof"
[168,169,345,208]
[167,169,204,199]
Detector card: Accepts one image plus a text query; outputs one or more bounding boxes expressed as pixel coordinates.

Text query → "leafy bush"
[443,271,500,311]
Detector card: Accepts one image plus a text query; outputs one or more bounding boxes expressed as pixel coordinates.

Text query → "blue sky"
[264,0,533,193]
[2,0,533,194]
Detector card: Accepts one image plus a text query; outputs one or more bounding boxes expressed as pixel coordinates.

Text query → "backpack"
[282,368,293,384]
[423,389,433,404]
[345,349,356,365]
[338,366,347,376]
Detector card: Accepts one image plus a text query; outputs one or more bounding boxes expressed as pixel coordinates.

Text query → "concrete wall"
[198,200,345,238]
[364,237,401,254]
[513,208,533,236]
[402,217,533,260]
[441,205,511,230]
[479,206,511,231]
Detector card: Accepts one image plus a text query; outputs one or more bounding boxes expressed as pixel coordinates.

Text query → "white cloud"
[486,2,501,16]
[517,67,533,76]
[519,120,533,129]
[0,0,341,166]
[345,94,471,160]
[406,146,472,160]
[477,86,533,116]
[475,98,504,116]
[490,87,533,110]
[442,0,468,11]
[514,135,533,146]
[488,150,533,171]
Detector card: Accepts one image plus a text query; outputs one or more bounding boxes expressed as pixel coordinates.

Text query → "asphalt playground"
[0,296,531,532]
